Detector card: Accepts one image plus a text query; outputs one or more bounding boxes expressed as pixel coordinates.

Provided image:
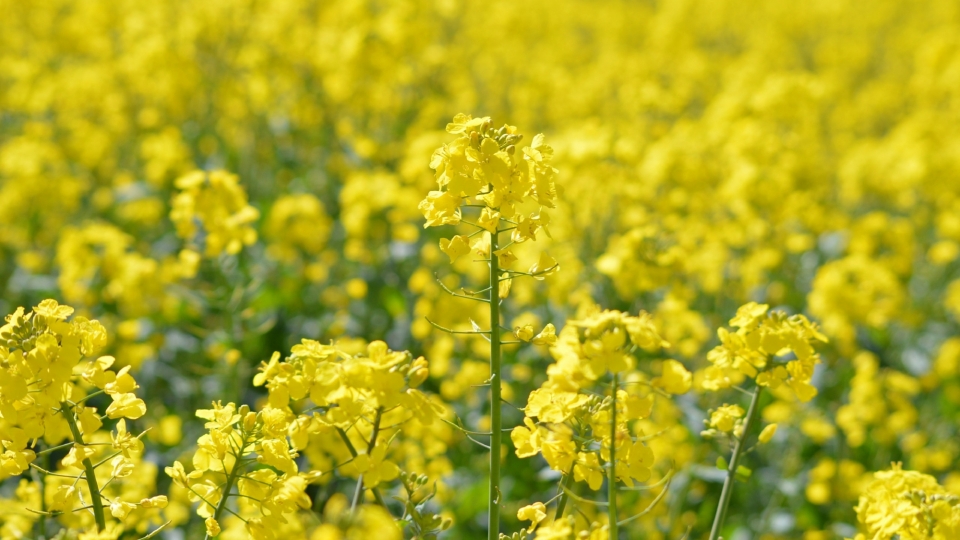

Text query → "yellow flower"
[105,392,147,420]
[478,207,501,233]
[78,406,103,435]
[258,438,298,475]
[109,500,136,519]
[140,495,168,509]
[494,248,517,267]
[709,405,745,433]
[439,235,471,263]
[515,324,535,342]
[574,452,604,490]
[529,252,559,279]
[532,323,558,346]
[418,191,462,228]
[205,517,221,537]
[517,502,548,531]
[352,445,399,488]
[61,444,96,470]
[33,299,74,320]
[511,418,543,458]
[654,359,692,394]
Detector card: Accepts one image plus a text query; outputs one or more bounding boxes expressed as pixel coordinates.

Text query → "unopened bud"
[408,357,429,388]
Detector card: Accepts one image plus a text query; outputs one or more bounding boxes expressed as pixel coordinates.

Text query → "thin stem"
[352,408,383,511]
[488,226,502,540]
[29,463,81,479]
[335,427,389,510]
[206,434,247,540]
[60,402,106,532]
[425,317,490,335]
[608,373,619,540]
[554,463,576,520]
[436,275,491,303]
[35,440,83,456]
[708,385,762,540]
[71,389,106,408]
[351,474,365,510]
[31,452,48,538]
[617,470,674,526]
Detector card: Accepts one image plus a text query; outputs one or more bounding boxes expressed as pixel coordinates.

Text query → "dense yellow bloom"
[705,302,827,401]
[422,114,560,271]
[4,0,960,537]
[854,463,960,539]
[0,300,161,536]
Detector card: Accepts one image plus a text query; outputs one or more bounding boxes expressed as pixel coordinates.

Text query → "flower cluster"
[852,463,960,539]
[0,300,163,537]
[421,114,558,280]
[248,340,449,536]
[165,402,312,540]
[511,307,684,536]
[704,302,828,401]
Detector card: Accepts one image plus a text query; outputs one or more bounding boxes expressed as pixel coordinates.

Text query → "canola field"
[2,0,960,539]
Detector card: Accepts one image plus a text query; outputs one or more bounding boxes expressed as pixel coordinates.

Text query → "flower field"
[3,0,960,538]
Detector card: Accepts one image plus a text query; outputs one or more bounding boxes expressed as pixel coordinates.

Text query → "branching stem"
[335,427,389,509]
[352,407,383,511]
[207,433,248,540]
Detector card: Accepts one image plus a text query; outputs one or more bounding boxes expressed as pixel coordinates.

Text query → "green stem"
[31,452,48,538]
[708,385,762,540]
[207,434,247,539]
[488,228,502,540]
[60,402,106,532]
[351,408,383,511]
[608,373,619,539]
[335,427,389,509]
[554,463,576,520]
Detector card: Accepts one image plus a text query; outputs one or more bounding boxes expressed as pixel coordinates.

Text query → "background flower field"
[2,0,960,538]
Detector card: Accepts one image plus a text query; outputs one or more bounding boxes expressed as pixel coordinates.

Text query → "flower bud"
[243,412,257,431]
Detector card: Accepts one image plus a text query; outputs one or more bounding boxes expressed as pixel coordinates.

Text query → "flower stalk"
[708,385,762,540]
[608,373,619,539]
[207,434,248,540]
[352,407,384,510]
[488,227,503,540]
[61,401,106,532]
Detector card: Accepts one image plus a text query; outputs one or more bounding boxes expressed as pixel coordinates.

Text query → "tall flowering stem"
[61,401,106,532]
[707,385,761,540]
[0,300,159,537]
[488,227,503,539]
[702,302,828,540]
[512,309,676,537]
[418,113,560,538]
